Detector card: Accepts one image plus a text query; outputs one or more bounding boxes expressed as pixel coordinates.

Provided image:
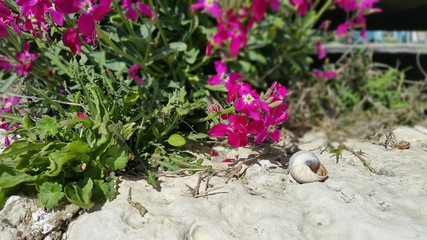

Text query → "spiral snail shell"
[288,150,328,184]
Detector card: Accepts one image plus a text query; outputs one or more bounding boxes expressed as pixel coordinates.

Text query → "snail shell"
[288,150,328,184]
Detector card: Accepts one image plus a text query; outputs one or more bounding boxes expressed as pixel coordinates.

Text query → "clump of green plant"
[0,0,382,209]
[287,48,427,130]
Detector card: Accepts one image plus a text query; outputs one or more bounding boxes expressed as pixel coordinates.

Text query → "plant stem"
[186,106,235,123]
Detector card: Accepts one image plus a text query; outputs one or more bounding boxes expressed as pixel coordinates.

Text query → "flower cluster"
[121,0,152,21]
[207,61,288,147]
[0,41,37,76]
[191,0,280,58]
[0,97,20,147]
[333,0,382,39]
[191,1,289,146]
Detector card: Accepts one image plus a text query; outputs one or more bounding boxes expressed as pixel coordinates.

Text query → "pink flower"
[315,41,326,59]
[205,40,213,56]
[333,0,358,12]
[121,0,153,21]
[15,42,37,76]
[248,116,281,143]
[76,112,90,119]
[0,2,20,38]
[252,0,267,22]
[128,64,143,85]
[213,15,248,57]
[56,0,112,36]
[251,0,280,21]
[359,0,381,13]
[2,97,20,114]
[17,0,51,23]
[234,84,269,121]
[0,55,13,71]
[4,135,10,147]
[336,21,349,36]
[269,0,281,11]
[208,60,244,86]
[190,0,221,19]
[209,115,249,147]
[289,0,310,16]
[311,69,337,79]
[63,27,82,55]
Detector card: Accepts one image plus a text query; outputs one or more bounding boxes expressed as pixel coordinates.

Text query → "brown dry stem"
[342,144,380,175]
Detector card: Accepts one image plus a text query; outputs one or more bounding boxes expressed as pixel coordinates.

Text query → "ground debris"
[0,196,81,240]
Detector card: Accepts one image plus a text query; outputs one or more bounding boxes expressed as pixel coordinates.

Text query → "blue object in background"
[393,31,410,43]
[366,31,384,42]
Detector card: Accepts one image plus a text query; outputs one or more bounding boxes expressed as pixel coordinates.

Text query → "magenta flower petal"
[246,120,263,134]
[125,7,138,21]
[50,8,64,26]
[138,3,153,17]
[78,12,95,36]
[4,135,10,147]
[0,24,7,38]
[0,55,13,71]
[269,0,281,11]
[254,129,268,143]
[214,60,227,74]
[55,0,80,14]
[252,0,267,21]
[270,129,281,142]
[275,111,288,123]
[63,27,82,55]
[3,97,20,113]
[208,124,229,137]
[336,21,349,36]
[208,75,222,85]
[315,42,326,59]
[230,37,241,58]
[227,132,241,147]
[132,76,144,85]
[238,133,248,146]
[334,0,358,12]
[91,2,111,21]
[228,72,244,82]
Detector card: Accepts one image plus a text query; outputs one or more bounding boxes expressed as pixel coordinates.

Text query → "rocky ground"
[1,125,427,239]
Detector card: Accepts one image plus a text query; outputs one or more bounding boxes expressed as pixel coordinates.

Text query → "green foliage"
[38,182,64,209]
[0,0,425,210]
[288,49,427,127]
[0,0,212,209]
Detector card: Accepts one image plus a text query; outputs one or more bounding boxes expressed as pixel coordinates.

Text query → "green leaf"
[146,170,158,190]
[0,73,19,94]
[187,133,208,141]
[0,113,23,124]
[167,134,186,147]
[26,83,65,113]
[22,113,34,129]
[35,116,59,139]
[152,42,187,61]
[0,164,37,188]
[102,146,128,170]
[185,48,199,64]
[90,51,106,66]
[65,141,89,154]
[46,152,77,177]
[64,178,94,209]
[122,122,136,140]
[38,182,64,209]
[105,172,118,201]
[123,91,140,104]
[92,180,109,204]
[152,126,160,140]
